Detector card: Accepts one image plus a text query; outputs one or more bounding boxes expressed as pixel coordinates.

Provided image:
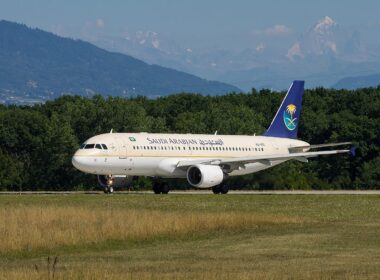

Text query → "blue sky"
[1,0,379,48]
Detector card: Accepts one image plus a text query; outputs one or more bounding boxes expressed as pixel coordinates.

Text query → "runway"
[0,190,379,195]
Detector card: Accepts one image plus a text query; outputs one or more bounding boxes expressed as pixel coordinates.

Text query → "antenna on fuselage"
[214,131,218,135]
[110,129,113,134]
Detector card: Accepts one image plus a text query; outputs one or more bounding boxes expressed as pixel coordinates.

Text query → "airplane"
[72,81,353,194]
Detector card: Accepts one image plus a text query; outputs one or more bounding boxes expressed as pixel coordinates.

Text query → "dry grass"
[0,195,379,279]
[1,270,357,280]
[0,257,370,280]
[0,205,300,253]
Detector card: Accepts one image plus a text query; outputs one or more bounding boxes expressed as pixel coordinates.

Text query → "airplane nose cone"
[72,152,82,170]
[72,151,99,174]
[72,150,89,172]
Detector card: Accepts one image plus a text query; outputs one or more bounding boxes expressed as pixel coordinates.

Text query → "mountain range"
[0,20,240,104]
[86,16,380,90]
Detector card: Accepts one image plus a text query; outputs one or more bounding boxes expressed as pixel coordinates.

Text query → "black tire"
[103,187,109,194]
[160,183,170,194]
[153,183,161,194]
[220,184,229,194]
[212,185,221,194]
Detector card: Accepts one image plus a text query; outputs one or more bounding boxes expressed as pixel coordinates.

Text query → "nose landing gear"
[103,186,114,194]
[103,176,114,194]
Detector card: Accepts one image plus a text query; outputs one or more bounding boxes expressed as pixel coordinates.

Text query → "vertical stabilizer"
[263,80,305,139]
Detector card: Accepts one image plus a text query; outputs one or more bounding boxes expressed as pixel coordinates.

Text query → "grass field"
[0,194,379,279]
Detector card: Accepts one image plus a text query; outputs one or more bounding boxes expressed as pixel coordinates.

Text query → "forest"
[0,86,379,191]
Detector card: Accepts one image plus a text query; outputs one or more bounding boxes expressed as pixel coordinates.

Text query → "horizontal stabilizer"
[289,142,352,153]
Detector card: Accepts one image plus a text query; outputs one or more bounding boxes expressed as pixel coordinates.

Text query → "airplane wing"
[177,149,351,171]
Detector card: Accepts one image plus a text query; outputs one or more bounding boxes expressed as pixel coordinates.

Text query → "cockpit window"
[84,144,95,149]
[80,143,108,150]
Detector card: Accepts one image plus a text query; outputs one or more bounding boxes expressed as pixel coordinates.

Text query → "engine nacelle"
[97,175,133,188]
[186,164,225,188]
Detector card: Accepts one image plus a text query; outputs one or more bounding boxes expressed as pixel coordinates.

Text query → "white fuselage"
[72,132,309,179]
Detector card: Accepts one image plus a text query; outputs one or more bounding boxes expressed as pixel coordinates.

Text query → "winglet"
[263,81,305,139]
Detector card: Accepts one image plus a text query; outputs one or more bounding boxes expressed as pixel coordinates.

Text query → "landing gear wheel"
[103,186,114,194]
[220,184,229,194]
[212,185,221,194]
[160,184,169,194]
[153,182,170,194]
[153,183,161,194]
[212,184,229,194]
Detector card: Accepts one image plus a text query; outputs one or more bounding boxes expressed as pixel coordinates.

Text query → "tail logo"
[283,104,297,131]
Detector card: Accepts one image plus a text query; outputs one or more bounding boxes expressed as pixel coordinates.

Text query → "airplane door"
[116,137,128,159]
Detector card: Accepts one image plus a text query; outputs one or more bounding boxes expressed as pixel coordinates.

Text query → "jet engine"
[186,164,225,188]
[97,175,133,188]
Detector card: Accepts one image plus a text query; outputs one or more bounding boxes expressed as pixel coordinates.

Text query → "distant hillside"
[333,74,380,89]
[0,21,240,103]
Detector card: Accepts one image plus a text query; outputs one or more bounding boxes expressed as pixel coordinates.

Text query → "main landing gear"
[212,183,229,194]
[153,182,170,194]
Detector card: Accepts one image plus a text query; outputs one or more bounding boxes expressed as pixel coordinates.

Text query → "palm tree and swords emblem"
[283,104,297,131]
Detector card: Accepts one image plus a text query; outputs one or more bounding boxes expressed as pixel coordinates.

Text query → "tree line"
[0,86,379,191]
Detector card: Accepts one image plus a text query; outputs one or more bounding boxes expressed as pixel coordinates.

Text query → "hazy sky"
[1,0,379,48]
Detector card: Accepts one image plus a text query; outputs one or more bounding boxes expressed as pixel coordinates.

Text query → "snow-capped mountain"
[287,16,365,61]
[85,16,380,91]
[288,16,339,59]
